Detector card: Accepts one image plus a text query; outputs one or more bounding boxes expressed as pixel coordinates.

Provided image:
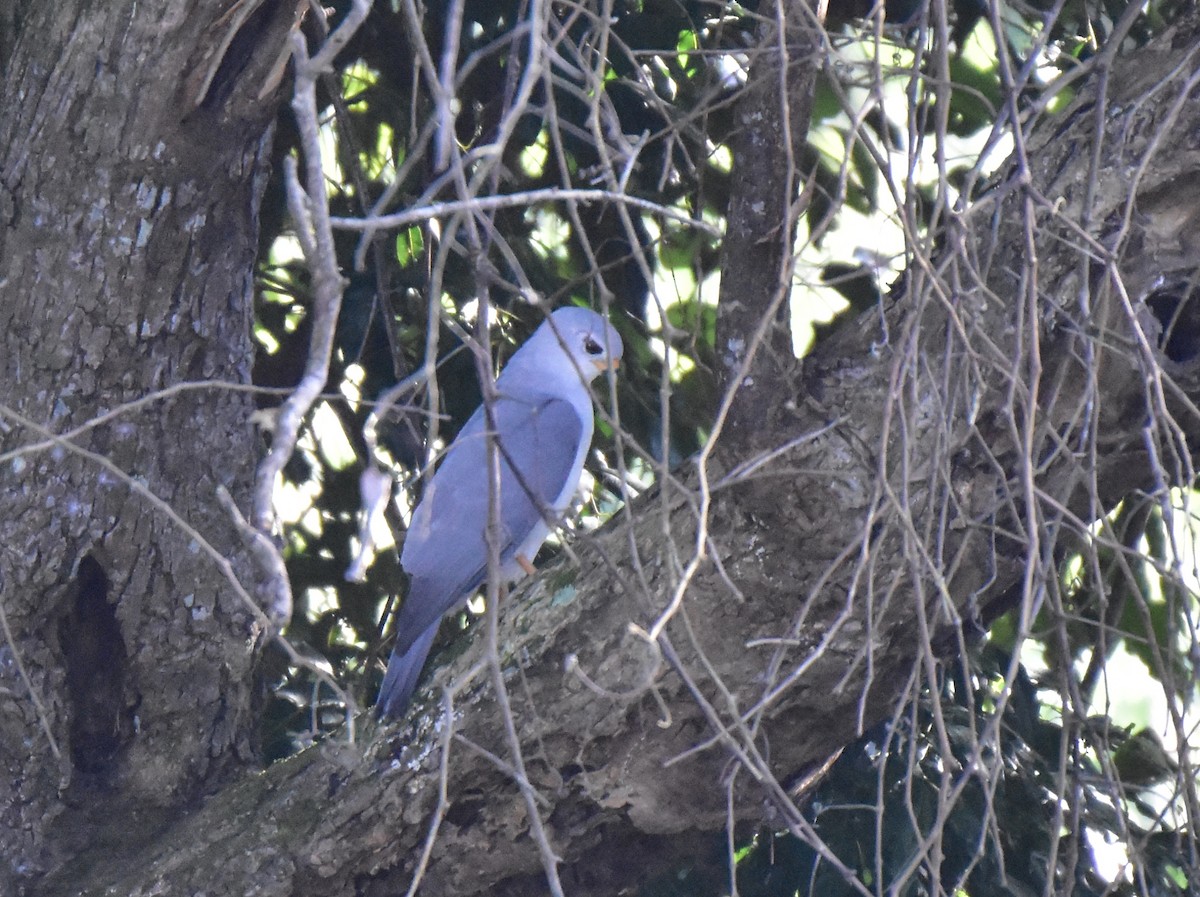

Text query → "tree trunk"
[717,0,825,455]
[0,0,297,888]
[3,3,1200,897]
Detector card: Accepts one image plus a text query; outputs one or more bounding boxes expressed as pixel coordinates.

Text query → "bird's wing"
[393,391,585,655]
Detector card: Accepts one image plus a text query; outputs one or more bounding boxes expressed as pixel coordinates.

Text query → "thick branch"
[715,0,827,458]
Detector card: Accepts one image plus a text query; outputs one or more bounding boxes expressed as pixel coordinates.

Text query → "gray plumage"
[376,307,623,718]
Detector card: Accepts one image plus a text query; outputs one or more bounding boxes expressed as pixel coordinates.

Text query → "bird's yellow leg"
[517,554,537,576]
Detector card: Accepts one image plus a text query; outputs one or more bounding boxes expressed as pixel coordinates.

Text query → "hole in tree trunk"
[1147,285,1200,364]
[59,555,131,776]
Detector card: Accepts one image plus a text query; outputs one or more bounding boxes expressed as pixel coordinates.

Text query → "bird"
[375,306,624,719]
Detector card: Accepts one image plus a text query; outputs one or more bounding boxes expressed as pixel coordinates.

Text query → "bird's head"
[533,307,624,383]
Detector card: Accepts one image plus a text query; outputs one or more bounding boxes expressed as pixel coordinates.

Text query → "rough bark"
[0,0,296,888]
[717,0,826,457]
[3,4,1200,897]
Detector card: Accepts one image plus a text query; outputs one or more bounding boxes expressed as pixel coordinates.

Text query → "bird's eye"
[584,336,604,356]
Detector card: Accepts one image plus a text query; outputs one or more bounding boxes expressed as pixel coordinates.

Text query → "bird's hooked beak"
[594,357,620,374]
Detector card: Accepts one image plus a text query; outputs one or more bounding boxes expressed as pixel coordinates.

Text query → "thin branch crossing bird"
[376,307,623,719]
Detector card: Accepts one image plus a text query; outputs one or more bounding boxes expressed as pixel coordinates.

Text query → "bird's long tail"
[375,625,438,719]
